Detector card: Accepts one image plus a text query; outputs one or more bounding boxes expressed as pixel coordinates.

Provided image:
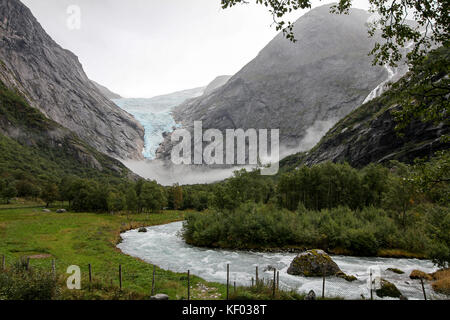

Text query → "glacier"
[112,87,204,159]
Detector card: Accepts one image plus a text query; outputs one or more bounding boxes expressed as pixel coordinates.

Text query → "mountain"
[157,5,392,160]
[203,75,232,95]
[91,80,122,99]
[0,79,134,182]
[0,0,144,160]
[280,47,449,170]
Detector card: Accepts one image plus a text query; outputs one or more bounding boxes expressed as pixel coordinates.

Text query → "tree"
[172,184,183,210]
[107,191,125,214]
[222,0,448,66]
[139,180,167,213]
[382,162,417,227]
[125,188,138,213]
[40,183,59,208]
[2,184,17,204]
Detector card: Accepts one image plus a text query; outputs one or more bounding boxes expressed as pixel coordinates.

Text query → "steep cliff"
[281,47,449,169]
[0,79,134,180]
[157,5,390,161]
[0,0,144,160]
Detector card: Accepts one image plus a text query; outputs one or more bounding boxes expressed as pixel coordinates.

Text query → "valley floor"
[0,202,229,300]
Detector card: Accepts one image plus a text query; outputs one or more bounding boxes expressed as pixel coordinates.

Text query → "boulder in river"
[304,290,316,300]
[150,293,169,300]
[138,227,147,233]
[376,279,402,298]
[409,269,432,280]
[387,267,404,274]
[287,249,341,277]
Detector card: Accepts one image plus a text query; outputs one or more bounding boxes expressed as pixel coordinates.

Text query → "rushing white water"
[363,65,397,104]
[117,222,447,300]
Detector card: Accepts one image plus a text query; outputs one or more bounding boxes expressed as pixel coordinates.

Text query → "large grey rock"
[287,249,341,277]
[150,294,169,300]
[304,290,316,300]
[0,0,144,160]
[157,5,390,161]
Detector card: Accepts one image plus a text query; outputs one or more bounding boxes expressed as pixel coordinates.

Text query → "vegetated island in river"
[181,157,449,265]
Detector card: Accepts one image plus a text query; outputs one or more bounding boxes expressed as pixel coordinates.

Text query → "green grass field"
[0,202,229,300]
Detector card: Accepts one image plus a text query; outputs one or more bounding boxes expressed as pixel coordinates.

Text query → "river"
[117,221,446,300]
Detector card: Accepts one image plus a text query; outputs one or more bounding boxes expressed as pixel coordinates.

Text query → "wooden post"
[322,267,326,299]
[420,278,427,300]
[251,277,254,287]
[52,259,56,279]
[1,255,5,271]
[272,269,276,297]
[119,265,122,290]
[255,266,259,284]
[226,264,230,300]
[234,281,236,293]
[277,271,280,290]
[151,265,156,296]
[187,270,190,301]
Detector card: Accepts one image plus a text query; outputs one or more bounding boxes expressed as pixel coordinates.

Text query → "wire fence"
[0,254,445,300]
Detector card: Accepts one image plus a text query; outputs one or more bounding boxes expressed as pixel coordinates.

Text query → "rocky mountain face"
[157,5,389,161]
[91,80,122,100]
[0,0,144,160]
[203,75,232,95]
[301,93,449,169]
[279,47,449,169]
[0,79,134,179]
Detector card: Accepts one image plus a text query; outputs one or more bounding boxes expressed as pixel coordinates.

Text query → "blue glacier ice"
[112,87,204,159]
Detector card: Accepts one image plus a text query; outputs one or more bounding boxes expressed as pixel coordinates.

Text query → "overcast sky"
[21,0,370,98]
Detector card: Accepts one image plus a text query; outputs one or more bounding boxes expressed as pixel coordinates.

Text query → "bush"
[0,263,59,300]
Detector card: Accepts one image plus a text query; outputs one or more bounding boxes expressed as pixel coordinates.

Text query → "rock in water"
[409,270,432,280]
[287,249,341,276]
[56,209,66,213]
[304,290,316,300]
[138,227,147,233]
[150,294,169,300]
[376,279,402,298]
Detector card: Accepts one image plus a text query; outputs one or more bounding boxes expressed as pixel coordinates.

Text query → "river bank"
[118,221,447,300]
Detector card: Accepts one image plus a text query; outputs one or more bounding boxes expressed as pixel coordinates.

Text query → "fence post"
[251,277,254,287]
[119,264,122,290]
[255,266,259,284]
[420,278,427,300]
[2,255,5,271]
[234,281,236,293]
[272,269,276,298]
[277,271,279,291]
[52,259,56,279]
[226,264,230,300]
[187,270,190,301]
[151,265,156,296]
[322,267,326,299]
